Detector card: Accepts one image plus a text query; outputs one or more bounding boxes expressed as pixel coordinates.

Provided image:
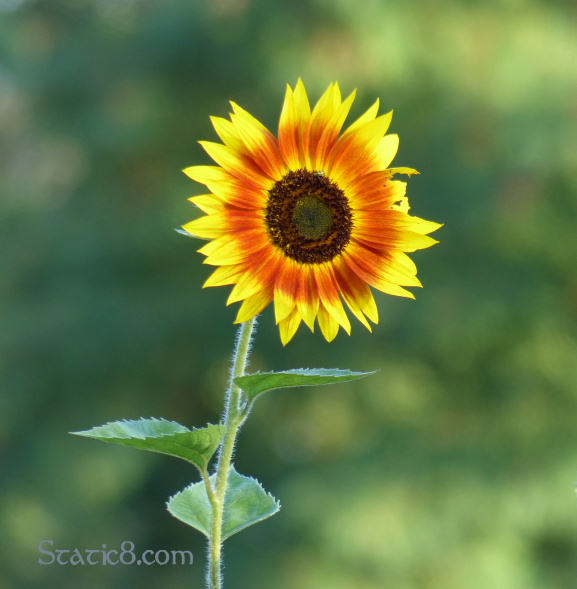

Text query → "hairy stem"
[208,317,257,589]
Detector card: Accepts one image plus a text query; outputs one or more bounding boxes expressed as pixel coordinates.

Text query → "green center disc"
[292,195,333,240]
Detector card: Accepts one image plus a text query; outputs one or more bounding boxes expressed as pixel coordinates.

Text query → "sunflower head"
[182,80,441,345]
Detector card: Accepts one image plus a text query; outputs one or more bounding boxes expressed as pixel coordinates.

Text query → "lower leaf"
[167,466,280,540]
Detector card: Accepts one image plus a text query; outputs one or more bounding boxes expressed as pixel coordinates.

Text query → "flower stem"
[208,317,257,589]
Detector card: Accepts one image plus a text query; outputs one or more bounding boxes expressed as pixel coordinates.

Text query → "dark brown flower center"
[265,169,352,264]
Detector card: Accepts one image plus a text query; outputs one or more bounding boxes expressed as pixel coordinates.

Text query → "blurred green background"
[2,0,577,587]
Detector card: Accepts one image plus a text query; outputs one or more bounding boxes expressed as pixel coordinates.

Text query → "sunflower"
[181,80,441,344]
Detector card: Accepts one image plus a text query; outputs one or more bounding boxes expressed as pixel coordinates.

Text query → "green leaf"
[167,466,280,540]
[71,418,224,471]
[234,368,375,404]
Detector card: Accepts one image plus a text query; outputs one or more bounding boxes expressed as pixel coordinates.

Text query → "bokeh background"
[2,0,577,587]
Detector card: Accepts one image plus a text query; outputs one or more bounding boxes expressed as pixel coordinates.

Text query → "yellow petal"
[341,291,372,332]
[278,85,302,170]
[199,141,269,186]
[280,78,312,171]
[346,241,422,287]
[273,259,299,324]
[200,232,268,265]
[329,113,395,185]
[303,83,344,169]
[227,250,278,304]
[197,236,225,256]
[314,89,356,169]
[234,286,273,323]
[295,265,318,332]
[333,256,378,330]
[203,265,244,287]
[311,83,338,119]
[293,78,311,124]
[210,116,244,151]
[374,133,399,169]
[343,250,416,299]
[188,194,223,214]
[230,102,285,179]
[230,101,269,133]
[207,178,266,209]
[355,210,442,241]
[181,215,226,239]
[391,194,410,213]
[278,308,302,345]
[313,264,351,334]
[358,290,378,324]
[345,99,380,135]
[183,165,229,185]
[297,297,318,332]
[227,272,263,305]
[380,259,422,287]
[389,167,419,176]
[343,109,392,143]
[389,251,417,275]
[405,217,444,235]
[317,304,339,342]
[355,228,439,252]
[395,232,439,252]
[374,282,415,298]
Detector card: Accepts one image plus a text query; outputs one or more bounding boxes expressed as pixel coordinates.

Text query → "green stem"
[208,317,257,589]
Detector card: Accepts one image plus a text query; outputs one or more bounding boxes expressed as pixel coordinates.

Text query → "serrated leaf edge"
[71,418,223,440]
[238,368,376,377]
[165,483,211,538]
[71,420,225,471]
[220,466,281,539]
[234,368,377,405]
[166,467,281,541]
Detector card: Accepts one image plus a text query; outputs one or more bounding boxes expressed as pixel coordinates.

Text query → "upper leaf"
[234,368,375,404]
[71,418,225,471]
[167,466,280,540]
